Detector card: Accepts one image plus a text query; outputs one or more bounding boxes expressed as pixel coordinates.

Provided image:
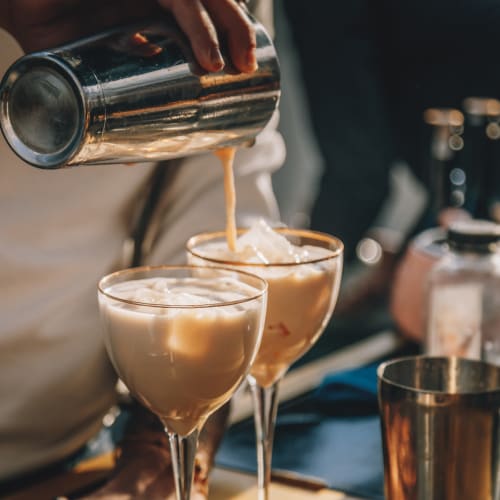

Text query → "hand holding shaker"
[0,12,280,168]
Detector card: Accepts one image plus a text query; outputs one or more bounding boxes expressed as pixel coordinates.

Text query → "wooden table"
[6,452,361,499]
[210,468,360,499]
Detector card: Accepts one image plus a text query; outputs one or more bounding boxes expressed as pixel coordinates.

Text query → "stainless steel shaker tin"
[378,356,500,500]
[0,15,280,169]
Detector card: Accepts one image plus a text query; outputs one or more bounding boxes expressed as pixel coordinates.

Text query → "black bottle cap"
[448,220,500,250]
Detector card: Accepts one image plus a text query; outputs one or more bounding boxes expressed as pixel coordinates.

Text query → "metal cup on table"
[378,356,500,500]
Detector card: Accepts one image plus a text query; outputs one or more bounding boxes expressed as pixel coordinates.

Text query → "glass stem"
[248,377,280,500]
[167,427,200,500]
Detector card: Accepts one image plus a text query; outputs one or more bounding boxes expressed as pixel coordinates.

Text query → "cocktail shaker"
[378,356,500,500]
[0,14,280,169]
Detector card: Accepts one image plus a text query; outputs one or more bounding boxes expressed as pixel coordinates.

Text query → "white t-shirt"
[0,30,283,480]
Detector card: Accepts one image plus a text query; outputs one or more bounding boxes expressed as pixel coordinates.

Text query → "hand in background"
[0,0,256,73]
[78,402,229,500]
[79,441,207,500]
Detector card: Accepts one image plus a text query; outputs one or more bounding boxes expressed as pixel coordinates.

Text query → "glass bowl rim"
[98,264,268,309]
[186,228,344,268]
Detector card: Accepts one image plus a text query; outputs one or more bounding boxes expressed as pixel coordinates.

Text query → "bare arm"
[0,0,256,73]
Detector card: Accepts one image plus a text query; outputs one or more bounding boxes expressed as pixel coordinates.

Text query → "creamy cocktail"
[98,266,267,500]
[188,221,342,387]
[186,220,343,498]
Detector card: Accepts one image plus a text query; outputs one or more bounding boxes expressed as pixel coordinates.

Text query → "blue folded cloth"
[216,363,385,499]
[314,363,379,414]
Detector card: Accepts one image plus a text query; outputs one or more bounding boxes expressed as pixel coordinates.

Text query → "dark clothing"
[285,1,500,259]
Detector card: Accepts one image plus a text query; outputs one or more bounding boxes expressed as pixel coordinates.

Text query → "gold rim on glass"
[98,264,268,309]
[377,355,500,395]
[186,228,344,267]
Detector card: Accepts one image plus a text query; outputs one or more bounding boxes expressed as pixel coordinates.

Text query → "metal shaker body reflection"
[0,15,280,169]
[378,356,500,500]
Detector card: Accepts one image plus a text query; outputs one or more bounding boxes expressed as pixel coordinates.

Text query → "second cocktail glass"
[187,228,343,499]
[98,266,267,500]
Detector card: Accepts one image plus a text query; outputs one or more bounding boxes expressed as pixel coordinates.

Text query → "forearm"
[1,0,256,73]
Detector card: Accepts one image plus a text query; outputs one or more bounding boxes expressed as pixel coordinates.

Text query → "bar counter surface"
[5,451,361,499]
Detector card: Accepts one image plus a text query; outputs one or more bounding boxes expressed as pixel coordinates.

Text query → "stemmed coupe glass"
[98,265,267,500]
[187,229,343,499]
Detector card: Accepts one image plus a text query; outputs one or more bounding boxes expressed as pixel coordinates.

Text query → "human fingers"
[202,0,257,73]
[437,207,472,228]
[158,0,224,72]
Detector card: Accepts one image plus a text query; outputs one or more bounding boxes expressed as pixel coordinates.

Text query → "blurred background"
[270,0,500,355]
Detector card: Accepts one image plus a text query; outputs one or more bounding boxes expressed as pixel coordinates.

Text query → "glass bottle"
[422,108,465,222]
[425,220,500,363]
[461,97,500,222]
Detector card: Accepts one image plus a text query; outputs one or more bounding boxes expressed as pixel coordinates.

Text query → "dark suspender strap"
[129,159,180,267]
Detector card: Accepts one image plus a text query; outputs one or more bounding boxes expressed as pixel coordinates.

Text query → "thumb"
[437,208,472,228]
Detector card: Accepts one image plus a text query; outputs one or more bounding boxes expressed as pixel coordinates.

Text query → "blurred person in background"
[282,0,500,340]
[0,1,284,498]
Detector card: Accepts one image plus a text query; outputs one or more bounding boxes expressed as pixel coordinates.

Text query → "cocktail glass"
[98,265,267,500]
[187,229,343,499]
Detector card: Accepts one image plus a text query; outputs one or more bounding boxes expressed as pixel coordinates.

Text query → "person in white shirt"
[0,1,283,497]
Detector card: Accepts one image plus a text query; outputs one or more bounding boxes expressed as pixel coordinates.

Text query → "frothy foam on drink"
[105,276,257,306]
[197,219,334,265]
